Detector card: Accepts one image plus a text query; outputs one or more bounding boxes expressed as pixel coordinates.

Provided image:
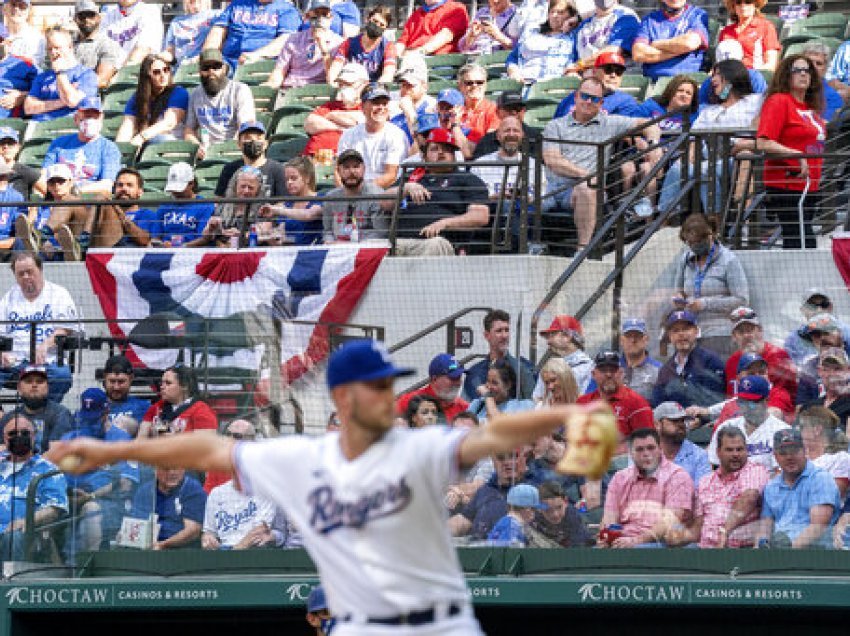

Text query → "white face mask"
[79,117,102,139]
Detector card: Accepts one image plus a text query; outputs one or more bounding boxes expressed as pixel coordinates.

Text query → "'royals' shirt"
[154,198,216,245]
[28,64,99,122]
[213,0,301,69]
[43,134,122,186]
[0,55,36,118]
[633,5,709,80]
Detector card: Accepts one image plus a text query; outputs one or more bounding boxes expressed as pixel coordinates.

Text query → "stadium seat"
[524,103,558,129]
[267,137,308,162]
[201,140,243,166]
[783,36,843,58]
[0,118,27,136]
[783,12,848,43]
[314,162,335,190]
[477,50,510,79]
[138,165,171,192]
[269,111,310,142]
[485,78,524,99]
[28,116,78,143]
[251,85,279,116]
[426,53,467,81]
[116,142,138,167]
[427,78,456,93]
[194,163,225,193]
[136,140,198,168]
[619,75,651,102]
[102,87,136,116]
[234,59,276,86]
[525,76,580,109]
[174,61,200,88]
[101,114,122,139]
[18,140,52,167]
[108,63,142,91]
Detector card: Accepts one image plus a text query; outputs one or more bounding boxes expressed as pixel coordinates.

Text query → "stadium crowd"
[0,0,850,559]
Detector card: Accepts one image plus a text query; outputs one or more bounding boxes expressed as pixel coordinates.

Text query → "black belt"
[349,603,461,626]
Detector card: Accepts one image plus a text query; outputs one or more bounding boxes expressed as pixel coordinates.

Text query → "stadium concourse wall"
[7,229,850,428]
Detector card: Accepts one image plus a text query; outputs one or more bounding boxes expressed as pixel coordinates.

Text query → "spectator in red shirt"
[303,62,368,158]
[717,0,779,71]
[456,62,500,156]
[395,353,469,424]
[396,0,469,57]
[138,365,218,438]
[577,349,654,454]
[725,306,796,402]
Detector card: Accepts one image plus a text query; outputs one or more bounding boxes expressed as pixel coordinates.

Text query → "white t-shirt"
[470,151,540,199]
[338,122,408,183]
[7,26,45,68]
[185,80,257,144]
[812,451,850,480]
[234,426,476,620]
[707,414,790,471]
[101,1,165,65]
[0,280,81,364]
[203,480,276,548]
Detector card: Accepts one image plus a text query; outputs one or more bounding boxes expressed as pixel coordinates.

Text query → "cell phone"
[480,16,492,24]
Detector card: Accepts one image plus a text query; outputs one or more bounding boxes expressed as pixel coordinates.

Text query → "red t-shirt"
[757,92,826,192]
[725,342,797,401]
[718,17,780,70]
[143,399,219,434]
[303,100,363,156]
[577,385,654,437]
[459,99,500,141]
[398,0,469,54]
[395,384,469,422]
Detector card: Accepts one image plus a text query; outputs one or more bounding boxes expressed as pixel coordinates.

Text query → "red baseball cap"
[595,52,626,68]
[426,128,460,149]
[540,315,583,335]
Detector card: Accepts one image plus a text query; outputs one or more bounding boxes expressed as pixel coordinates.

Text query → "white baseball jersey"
[234,426,482,631]
[203,480,276,548]
[101,1,165,66]
[707,415,790,471]
[0,281,81,363]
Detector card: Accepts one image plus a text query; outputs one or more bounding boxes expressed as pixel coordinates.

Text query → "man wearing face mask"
[567,0,639,75]
[262,0,343,92]
[42,96,120,198]
[631,0,709,81]
[215,121,285,199]
[304,62,368,160]
[708,375,790,474]
[0,366,73,454]
[396,353,469,424]
[73,0,122,90]
[0,414,69,561]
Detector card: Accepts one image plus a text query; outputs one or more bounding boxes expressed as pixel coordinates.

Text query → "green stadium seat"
[525,76,580,109]
[426,53,467,80]
[174,62,200,89]
[108,63,141,91]
[524,103,558,128]
[136,140,198,168]
[267,137,308,162]
[477,50,510,79]
[783,37,843,59]
[427,78,456,93]
[485,78,523,99]
[138,165,171,192]
[0,118,27,136]
[18,140,51,167]
[784,12,848,42]
[619,74,651,102]
[201,140,243,165]
[314,162,335,190]
[194,163,225,193]
[28,116,78,143]
[235,59,276,86]
[115,142,138,167]
[102,87,136,116]
[250,85,279,116]
[270,111,309,142]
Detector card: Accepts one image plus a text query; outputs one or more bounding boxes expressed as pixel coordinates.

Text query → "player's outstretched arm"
[46,431,235,475]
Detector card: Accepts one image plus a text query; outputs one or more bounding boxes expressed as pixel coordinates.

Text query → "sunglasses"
[790,66,811,74]
[601,65,625,76]
[151,67,171,76]
[464,80,486,87]
[579,91,603,104]
[200,64,224,72]
[227,432,254,440]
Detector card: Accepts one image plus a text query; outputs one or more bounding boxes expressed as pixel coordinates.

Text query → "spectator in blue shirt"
[100,354,151,435]
[205,0,301,71]
[802,41,845,122]
[90,168,159,249]
[131,467,207,549]
[487,483,543,546]
[757,428,841,549]
[163,0,220,67]
[0,25,37,118]
[299,0,361,38]
[24,28,98,122]
[0,164,24,249]
[154,162,215,247]
[42,96,121,198]
[554,51,644,118]
[826,39,850,106]
[0,414,68,561]
[654,401,710,485]
[631,0,709,81]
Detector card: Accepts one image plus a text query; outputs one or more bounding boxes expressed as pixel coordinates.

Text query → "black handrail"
[388,307,493,355]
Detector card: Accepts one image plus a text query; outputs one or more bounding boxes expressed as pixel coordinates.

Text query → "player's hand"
[45,438,112,475]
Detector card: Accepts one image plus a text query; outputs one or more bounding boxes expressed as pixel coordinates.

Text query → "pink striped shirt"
[696,461,769,548]
[604,457,694,539]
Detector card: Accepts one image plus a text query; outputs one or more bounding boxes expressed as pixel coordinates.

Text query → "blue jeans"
[0,362,72,402]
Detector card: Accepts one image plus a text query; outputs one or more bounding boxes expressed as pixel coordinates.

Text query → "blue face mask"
[320,617,336,634]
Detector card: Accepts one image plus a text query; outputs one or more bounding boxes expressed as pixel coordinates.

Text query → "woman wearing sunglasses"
[718,0,779,72]
[505,0,578,85]
[115,54,189,147]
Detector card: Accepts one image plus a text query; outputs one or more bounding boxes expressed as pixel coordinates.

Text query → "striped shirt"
[696,461,769,547]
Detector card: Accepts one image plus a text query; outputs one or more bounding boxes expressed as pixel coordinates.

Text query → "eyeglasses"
[227,432,255,440]
[601,65,625,76]
[200,64,224,72]
[151,67,171,76]
[579,91,603,104]
[790,66,811,74]
[463,80,486,87]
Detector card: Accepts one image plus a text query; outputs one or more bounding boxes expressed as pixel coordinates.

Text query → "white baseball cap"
[45,163,74,182]
[165,162,195,192]
[337,62,369,84]
[715,40,744,63]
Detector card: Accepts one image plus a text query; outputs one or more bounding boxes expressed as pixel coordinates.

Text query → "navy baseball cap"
[428,353,464,379]
[593,350,621,369]
[307,586,327,613]
[77,96,102,112]
[666,310,697,327]
[238,121,266,136]
[361,84,390,101]
[774,428,803,451]
[737,352,766,373]
[436,88,464,107]
[326,339,414,390]
[736,375,769,401]
[621,318,647,335]
[77,387,108,425]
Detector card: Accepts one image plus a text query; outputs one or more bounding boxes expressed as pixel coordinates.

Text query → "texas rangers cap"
[306,586,327,613]
[165,161,195,192]
[18,364,47,381]
[506,484,546,509]
[736,375,770,401]
[774,428,803,451]
[621,317,647,335]
[336,149,363,165]
[666,310,697,327]
[653,402,686,420]
[74,0,98,13]
[428,353,464,379]
[730,306,759,330]
[426,128,460,149]
[593,349,621,369]
[361,84,390,102]
[737,352,766,373]
[326,339,414,390]
[819,346,850,368]
[77,96,103,112]
[436,88,464,107]
[77,387,108,425]
[416,112,440,135]
[237,120,266,136]
[0,126,19,143]
[595,52,626,68]
[45,163,74,182]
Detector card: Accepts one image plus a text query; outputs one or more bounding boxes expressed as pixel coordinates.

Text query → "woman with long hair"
[537,357,579,406]
[718,0,779,71]
[468,362,535,423]
[641,75,700,131]
[116,54,189,147]
[505,0,578,85]
[403,395,444,428]
[259,157,323,245]
[138,365,218,438]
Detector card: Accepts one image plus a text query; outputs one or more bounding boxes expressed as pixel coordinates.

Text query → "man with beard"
[97,354,151,432]
[396,353,469,425]
[578,350,653,454]
[90,168,158,248]
[0,365,73,452]
[599,428,694,548]
[708,375,790,474]
[73,0,122,90]
[0,414,68,560]
[320,149,387,243]
[666,426,769,548]
[653,401,710,486]
[215,121,285,198]
[153,162,215,247]
[184,49,256,161]
[471,91,538,160]
[304,63,368,160]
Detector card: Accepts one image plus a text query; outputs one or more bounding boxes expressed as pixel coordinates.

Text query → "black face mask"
[7,431,33,457]
[21,395,48,411]
[77,21,98,37]
[241,140,265,160]
[365,22,384,39]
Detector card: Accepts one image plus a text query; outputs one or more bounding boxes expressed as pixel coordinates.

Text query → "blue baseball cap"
[621,318,647,335]
[238,120,266,136]
[77,387,108,424]
[506,484,546,509]
[436,88,464,107]
[665,310,697,327]
[326,339,414,390]
[307,586,327,613]
[736,375,770,401]
[416,112,440,135]
[361,84,390,102]
[0,126,19,142]
[428,353,464,379]
[737,352,765,374]
[77,96,102,112]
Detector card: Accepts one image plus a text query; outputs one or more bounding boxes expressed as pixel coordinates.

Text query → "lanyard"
[692,242,715,298]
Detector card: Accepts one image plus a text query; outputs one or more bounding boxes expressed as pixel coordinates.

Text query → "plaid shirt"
[696,461,769,548]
